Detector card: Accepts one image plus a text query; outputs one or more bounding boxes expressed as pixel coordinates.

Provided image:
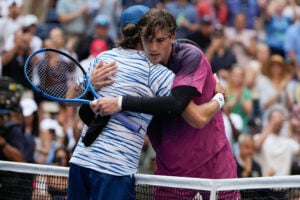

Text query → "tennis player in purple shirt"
[88,8,239,200]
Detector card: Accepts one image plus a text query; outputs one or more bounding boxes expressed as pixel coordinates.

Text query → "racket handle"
[113,113,142,132]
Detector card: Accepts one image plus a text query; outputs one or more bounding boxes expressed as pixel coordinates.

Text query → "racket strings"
[26,50,86,99]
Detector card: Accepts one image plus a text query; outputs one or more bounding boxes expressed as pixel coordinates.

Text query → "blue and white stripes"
[70,47,174,176]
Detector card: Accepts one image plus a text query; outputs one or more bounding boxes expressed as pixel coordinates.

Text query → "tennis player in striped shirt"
[67,5,176,200]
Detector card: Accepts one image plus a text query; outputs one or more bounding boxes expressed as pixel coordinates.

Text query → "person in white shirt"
[254,105,300,176]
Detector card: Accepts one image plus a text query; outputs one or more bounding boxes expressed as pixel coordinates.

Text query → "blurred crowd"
[0,0,300,184]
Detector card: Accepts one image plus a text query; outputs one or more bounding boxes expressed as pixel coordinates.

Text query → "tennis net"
[1,160,300,200]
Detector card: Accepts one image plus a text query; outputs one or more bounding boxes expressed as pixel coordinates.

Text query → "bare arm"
[0,137,25,162]
[182,98,221,129]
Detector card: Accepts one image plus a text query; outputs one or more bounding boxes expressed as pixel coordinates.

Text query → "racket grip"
[112,113,141,132]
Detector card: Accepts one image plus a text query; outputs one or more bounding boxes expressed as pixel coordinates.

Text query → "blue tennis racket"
[24,48,141,132]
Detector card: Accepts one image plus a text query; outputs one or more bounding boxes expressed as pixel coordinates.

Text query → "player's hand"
[214,73,225,98]
[90,97,120,116]
[90,60,117,91]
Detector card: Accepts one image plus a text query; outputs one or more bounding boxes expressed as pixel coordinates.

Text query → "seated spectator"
[75,14,114,62]
[236,134,262,178]
[187,15,213,52]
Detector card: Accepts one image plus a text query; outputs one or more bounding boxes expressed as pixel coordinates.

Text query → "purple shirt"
[147,43,236,178]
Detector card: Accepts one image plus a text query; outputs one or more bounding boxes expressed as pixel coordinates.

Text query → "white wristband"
[212,93,225,110]
[117,96,123,110]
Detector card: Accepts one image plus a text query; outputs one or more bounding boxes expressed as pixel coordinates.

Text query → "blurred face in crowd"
[8,4,22,19]
[141,28,175,66]
[234,13,246,31]
[54,148,69,167]
[239,137,255,160]
[200,22,213,36]
[49,28,65,49]
[256,43,270,64]
[269,110,286,133]
[229,66,244,87]
[95,25,109,39]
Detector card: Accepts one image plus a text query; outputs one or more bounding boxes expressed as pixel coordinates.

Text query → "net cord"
[1,160,300,192]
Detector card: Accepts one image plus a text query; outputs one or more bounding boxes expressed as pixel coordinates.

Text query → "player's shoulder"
[172,42,203,68]
[173,42,202,59]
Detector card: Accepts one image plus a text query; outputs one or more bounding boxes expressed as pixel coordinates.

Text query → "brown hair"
[116,23,140,49]
[138,8,177,41]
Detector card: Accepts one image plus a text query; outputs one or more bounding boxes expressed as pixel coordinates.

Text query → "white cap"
[20,98,38,117]
[7,0,23,7]
[40,118,64,138]
[22,14,38,27]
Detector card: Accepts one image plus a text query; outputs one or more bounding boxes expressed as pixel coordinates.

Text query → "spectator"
[264,0,295,57]
[225,12,257,67]
[187,15,213,52]
[34,101,64,165]
[244,43,271,120]
[196,0,228,26]
[88,0,122,41]
[206,24,237,84]
[0,0,23,54]
[1,29,33,89]
[254,106,300,176]
[227,0,260,29]
[20,98,39,163]
[75,14,114,62]
[4,14,42,52]
[236,134,262,178]
[165,0,199,39]
[79,39,108,71]
[223,65,253,134]
[56,0,89,52]
[259,54,293,127]
[0,76,25,162]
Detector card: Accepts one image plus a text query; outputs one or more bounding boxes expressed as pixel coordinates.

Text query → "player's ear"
[170,33,176,43]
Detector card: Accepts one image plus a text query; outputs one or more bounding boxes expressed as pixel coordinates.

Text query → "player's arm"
[182,96,222,128]
[120,85,197,117]
[95,90,223,128]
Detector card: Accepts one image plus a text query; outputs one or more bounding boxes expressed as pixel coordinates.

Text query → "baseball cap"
[20,98,38,117]
[90,39,107,57]
[200,15,212,24]
[22,14,38,27]
[119,5,150,28]
[94,14,110,27]
[8,0,23,7]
